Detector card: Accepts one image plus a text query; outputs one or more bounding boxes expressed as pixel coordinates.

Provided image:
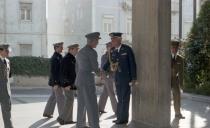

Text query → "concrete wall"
[0,0,47,57]
[12,76,49,87]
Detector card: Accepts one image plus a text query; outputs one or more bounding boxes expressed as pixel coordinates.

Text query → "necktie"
[3,59,6,66]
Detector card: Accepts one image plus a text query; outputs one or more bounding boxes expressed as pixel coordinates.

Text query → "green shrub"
[184,1,210,96]
[9,56,50,77]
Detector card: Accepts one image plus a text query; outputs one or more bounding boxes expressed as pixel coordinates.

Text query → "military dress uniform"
[43,43,65,118]
[104,33,137,124]
[98,50,117,114]
[0,45,14,128]
[57,44,78,125]
[75,32,101,128]
[171,54,184,117]
[171,40,184,119]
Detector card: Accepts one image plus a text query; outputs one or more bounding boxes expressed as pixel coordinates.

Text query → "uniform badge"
[121,53,127,56]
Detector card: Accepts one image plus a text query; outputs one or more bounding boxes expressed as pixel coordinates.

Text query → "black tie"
[173,56,176,61]
[3,59,6,65]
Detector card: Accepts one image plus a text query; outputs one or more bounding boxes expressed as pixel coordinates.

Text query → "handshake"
[64,85,77,91]
[70,85,77,90]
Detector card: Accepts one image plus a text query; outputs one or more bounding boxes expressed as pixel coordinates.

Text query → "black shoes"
[175,114,185,119]
[113,120,128,124]
[99,110,107,114]
[112,120,117,123]
[43,114,53,118]
[57,117,76,125]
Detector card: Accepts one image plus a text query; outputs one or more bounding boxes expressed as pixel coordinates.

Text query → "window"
[19,44,32,56]
[126,18,132,35]
[20,3,32,21]
[103,16,114,33]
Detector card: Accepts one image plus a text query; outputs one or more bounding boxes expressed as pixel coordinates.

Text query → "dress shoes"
[57,117,64,125]
[115,120,128,125]
[43,114,53,118]
[112,119,117,123]
[57,117,76,125]
[99,110,107,114]
[175,114,185,119]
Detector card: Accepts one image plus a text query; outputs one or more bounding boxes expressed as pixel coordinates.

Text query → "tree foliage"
[184,1,210,96]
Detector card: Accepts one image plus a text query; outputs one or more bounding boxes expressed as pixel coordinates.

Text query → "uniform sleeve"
[128,47,137,80]
[179,56,184,87]
[60,58,67,87]
[75,57,79,74]
[7,59,12,78]
[103,60,110,72]
[89,50,100,75]
[51,57,60,84]
[101,55,105,69]
[60,57,75,87]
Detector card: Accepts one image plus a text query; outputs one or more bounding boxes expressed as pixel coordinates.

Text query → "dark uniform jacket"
[60,53,76,87]
[0,58,11,97]
[48,52,63,86]
[103,44,137,82]
[171,55,184,87]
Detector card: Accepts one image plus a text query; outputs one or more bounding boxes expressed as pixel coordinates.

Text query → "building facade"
[47,0,132,61]
[0,0,47,57]
[171,0,206,39]
[0,0,206,58]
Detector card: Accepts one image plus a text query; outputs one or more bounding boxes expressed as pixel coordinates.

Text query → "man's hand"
[100,71,106,80]
[129,80,138,87]
[65,86,71,91]
[53,85,59,90]
[95,69,101,76]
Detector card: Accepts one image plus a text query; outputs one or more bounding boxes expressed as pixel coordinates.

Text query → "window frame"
[19,2,32,22]
[19,43,32,56]
[102,15,114,34]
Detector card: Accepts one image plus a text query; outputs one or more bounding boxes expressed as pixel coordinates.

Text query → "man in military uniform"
[43,42,65,118]
[98,42,117,115]
[0,44,14,128]
[104,32,137,125]
[171,40,185,119]
[57,44,79,125]
[75,32,101,128]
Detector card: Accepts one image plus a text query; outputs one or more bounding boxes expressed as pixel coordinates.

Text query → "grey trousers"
[59,89,74,121]
[171,84,181,115]
[0,97,13,128]
[43,87,65,116]
[76,84,100,128]
[98,76,117,113]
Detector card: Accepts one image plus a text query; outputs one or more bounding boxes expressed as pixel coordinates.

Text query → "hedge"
[9,56,50,77]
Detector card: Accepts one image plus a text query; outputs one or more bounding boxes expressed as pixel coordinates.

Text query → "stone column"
[132,0,171,128]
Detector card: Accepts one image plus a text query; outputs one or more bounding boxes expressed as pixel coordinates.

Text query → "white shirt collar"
[171,53,177,59]
[116,44,122,52]
[0,55,4,61]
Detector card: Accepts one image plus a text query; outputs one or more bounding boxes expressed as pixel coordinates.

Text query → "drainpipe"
[193,0,197,22]
[179,0,182,39]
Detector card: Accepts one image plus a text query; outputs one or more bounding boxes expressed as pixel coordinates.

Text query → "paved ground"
[0,87,210,128]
